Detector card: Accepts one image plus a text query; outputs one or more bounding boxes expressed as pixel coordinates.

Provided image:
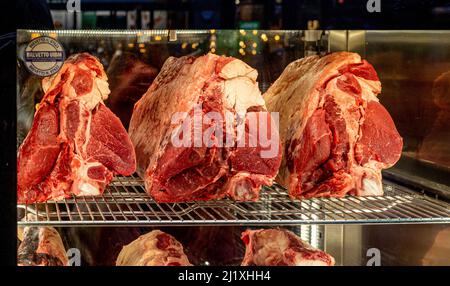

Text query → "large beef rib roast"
[264,52,403,199]
[129,53,281,202]
[116,230,192,266]
[17,53,136,203]
[241,228,335,266]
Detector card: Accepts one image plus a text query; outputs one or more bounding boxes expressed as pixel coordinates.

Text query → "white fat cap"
[219,59,258,81]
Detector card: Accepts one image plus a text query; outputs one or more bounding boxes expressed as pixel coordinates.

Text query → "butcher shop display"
[18,225,68,266]
[264,52,403,199]
[17,53,136,203]
[116,230,192,266]
[241,228,335,266]
[15,26,449,269]
[129,53,282,202]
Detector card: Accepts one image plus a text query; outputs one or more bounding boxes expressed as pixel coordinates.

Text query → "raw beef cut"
[18,222,68,266]
[264,52,403,199]
[241,228,335,266]
[116,230,192,266]
[17,53,136,204]
[129,53,281,202]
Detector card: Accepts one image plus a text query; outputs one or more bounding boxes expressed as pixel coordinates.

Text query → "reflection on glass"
[418,71,450,168]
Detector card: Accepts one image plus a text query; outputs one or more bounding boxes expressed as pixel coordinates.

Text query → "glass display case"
[16,29,450,266]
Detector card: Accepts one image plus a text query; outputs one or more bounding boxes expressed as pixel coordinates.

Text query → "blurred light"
[136,32,143,36]
[235,0,240,5]
[239,41,246,48]
[154,35,162,41]
[192,42,199,49]
[210,41,216,48]
[308,20,320,30]
[252,30,258,35]
[139,48,146,53]
[35,103,40,110]
[251,49,257,55]
[181,42,188,49]
[31,33,40,39]
[210,29,216,34]
[239,29,246,36]
[261,33,268,42]
[239,48,244,54]
[274,34,281,41]
[138,43,145,48]
[210,48,216,53]
[49,32,57,39]
[252,42,257,48]
[128,43,134,48]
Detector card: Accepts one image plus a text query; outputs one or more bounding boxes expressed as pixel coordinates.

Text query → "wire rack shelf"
[17,175,450,226]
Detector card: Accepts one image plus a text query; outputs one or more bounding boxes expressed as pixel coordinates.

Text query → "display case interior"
[17,29,450,226]
[16,29,450,266]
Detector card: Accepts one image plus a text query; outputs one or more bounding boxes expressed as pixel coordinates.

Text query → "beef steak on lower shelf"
[17,53,136,203]
[241,228,335,266]
[18,221,68,266]
[116,230,192,266]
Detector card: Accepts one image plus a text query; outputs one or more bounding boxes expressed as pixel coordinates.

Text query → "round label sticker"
[24,36,65,77]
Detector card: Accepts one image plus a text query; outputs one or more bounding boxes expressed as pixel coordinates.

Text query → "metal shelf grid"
[17,175,450,226]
